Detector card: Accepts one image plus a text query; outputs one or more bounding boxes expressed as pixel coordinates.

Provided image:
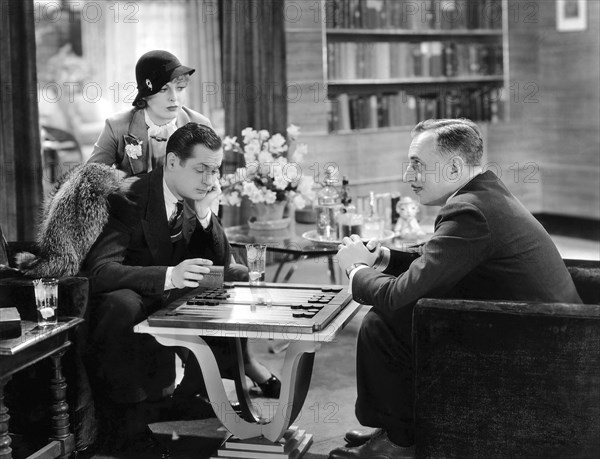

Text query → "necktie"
[169,201,184,243]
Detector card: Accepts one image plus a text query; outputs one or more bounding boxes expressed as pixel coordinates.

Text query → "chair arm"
[564,258,600,305]
[0,276,89,321]
[6,241,38,266]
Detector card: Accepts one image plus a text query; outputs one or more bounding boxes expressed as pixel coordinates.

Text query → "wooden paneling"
[285,1,328,133]
[541,166,600,219]
[488,0,599,218]
[486,122,544,212]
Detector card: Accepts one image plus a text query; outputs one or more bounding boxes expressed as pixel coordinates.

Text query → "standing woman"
[88,49,211,174]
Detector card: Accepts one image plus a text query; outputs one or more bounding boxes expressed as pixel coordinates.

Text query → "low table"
[135,283,362,458]
[225,221,432,284]
[0,317,83,459]
[225,222,340,283]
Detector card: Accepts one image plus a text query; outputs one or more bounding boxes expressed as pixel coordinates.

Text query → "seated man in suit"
[331,118,582,459]
[83,123,246,455]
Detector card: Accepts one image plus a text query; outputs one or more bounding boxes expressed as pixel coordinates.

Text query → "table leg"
[273,253,300,283]
[230,338,261,423]
[48,351,74,458]
[261,341,318,441]
[327,255,337,284]
[0,377,12,459]
[151,334,319,442]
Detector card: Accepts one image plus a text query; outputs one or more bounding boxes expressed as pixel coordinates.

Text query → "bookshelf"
[324,0,507,132]
[286,0,600,220]
[284,0,506,216]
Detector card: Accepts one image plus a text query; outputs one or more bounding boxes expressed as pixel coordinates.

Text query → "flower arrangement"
[219,124,316,209]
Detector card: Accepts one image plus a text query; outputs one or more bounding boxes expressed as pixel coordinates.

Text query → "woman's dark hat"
[132,50,195,106]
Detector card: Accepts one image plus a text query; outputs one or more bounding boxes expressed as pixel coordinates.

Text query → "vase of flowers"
[220,124,316,228]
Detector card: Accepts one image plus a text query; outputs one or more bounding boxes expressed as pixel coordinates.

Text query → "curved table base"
[152,334,320,443]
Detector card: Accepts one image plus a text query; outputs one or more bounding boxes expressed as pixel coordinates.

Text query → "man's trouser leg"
[89,289,175,404]
[355,308,414,446]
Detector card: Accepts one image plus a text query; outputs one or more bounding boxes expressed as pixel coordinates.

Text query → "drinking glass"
[33,278,58,326]
[246,244,267,286]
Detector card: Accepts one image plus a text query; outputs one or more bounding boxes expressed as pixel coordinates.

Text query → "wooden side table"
[0,318,82,459]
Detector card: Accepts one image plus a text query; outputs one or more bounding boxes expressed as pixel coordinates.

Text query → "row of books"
[328,88,502,131]
[326,0,503,30]
[327,41,503,80]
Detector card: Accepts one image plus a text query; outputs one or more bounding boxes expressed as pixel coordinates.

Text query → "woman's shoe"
[251,375,281,398]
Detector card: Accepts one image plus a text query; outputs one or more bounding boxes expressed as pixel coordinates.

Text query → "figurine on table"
[394,196,426,239]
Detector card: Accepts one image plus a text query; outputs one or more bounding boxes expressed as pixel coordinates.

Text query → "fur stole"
[20,163,128,277]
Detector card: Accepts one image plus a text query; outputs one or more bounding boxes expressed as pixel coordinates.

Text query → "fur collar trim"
[21,163,127,277]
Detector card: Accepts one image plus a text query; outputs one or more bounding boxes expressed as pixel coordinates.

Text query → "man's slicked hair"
[166,122,222,163]
[411,118,483,166]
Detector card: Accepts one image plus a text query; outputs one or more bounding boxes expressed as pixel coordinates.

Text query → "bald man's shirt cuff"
[347,265,369,294]
[347,248,390,294]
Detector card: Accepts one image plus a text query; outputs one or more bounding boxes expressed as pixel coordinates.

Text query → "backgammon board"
[147,282,352,334]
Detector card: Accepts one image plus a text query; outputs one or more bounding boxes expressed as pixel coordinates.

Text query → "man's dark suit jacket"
[83,167,231,296]
[352,171,582,320]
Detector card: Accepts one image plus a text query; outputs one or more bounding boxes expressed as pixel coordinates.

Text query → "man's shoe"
[343,427,383,447]
[328,431,415,459]
[249,374,282,398]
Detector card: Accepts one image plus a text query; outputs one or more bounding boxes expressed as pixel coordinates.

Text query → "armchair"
[413,259,600,458]
[0,227,96,453]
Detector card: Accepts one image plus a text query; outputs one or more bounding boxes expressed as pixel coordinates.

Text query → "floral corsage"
[124,135,143,159]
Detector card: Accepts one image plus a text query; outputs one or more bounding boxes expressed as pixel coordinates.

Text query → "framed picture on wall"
[557,0,587,31]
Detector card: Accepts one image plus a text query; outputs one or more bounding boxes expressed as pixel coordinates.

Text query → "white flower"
[241,127,258,144]
[244,141,260,164]
[287,124,300,140]
[297,175,316,200]
[242,182,262,202]
[273,167,289,189]
[292,193,307,209]
[258,151,274,165]
[263,189,277,204]
[244,141,260,155]
[268,133,286,153]
[125,143,142,159]
[290,143,308,163]
[223,136,238,150]
[258,129,270,141]
[222,191,242,206]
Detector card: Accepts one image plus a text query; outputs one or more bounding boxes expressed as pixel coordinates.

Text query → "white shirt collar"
[144,110,178,132]
[163,176,180,220]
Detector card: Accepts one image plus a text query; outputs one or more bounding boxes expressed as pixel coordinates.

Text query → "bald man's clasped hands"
[337,235,383,279]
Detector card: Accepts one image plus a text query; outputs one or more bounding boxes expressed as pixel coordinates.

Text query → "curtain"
[221,0,287,137]
[0,0,43,240]
[186,0,225,135]
[219,0,288,224]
